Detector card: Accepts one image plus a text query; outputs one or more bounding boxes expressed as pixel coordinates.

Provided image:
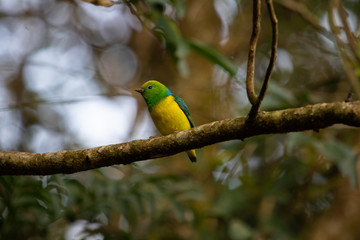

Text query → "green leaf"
[147,0,186,17]
[286,132,313,152]
[261,82,297,110]
[154,15,189,58]
[229,219,254,240]
[154,15,190,75]
[315,140,358,187]
[171,0,186,17]
[153,15,237,77]
[355,68,360,78]
[188,40,238,76]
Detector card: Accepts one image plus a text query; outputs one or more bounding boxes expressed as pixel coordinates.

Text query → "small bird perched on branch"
[135,80,197,163]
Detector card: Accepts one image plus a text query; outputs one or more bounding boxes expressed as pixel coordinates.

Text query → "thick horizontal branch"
[1,101,360,175]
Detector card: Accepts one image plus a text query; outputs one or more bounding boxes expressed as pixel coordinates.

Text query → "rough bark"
[0,101,359,175]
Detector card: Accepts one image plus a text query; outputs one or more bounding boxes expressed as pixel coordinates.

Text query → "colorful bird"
[135,80,197,163]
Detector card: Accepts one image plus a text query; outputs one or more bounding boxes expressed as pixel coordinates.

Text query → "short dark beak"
[135,88,144,94]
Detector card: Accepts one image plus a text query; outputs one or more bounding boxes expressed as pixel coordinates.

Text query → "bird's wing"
[173,95,195,128]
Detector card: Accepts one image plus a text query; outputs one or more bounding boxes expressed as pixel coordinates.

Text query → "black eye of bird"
[148,85,153,89]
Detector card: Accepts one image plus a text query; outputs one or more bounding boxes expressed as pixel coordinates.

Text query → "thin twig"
[274,0,333,41]
[246,0,262,106]
[329,0,360,97]
[337,4,360,64]
[124,1,151,31]
[80,0,115,7]
[249,0,278,118]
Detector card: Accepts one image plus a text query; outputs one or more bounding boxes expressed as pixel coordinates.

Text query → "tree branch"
[246,0,262,106]
[248,0,278,118]
[1,101,360,176]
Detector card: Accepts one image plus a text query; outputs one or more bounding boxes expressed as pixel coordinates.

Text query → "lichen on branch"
[0,101,359,176]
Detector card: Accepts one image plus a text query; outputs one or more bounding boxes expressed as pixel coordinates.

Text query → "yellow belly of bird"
[150,95,191,135]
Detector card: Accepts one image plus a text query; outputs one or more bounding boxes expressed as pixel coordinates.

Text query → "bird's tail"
[186,150,197,163]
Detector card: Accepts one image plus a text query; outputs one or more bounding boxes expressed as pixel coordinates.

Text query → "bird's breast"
[149,95,191,135]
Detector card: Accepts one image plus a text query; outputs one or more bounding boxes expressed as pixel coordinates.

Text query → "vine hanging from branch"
[246,0,278,118]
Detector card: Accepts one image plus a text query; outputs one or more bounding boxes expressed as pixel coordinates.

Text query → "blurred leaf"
[286,132,314,152]
[261,82,297,110]
[171,0,186,17]
[355,68,360,78]
[189,40,238,77]
[154,15,190,75]
[151,5,237,77]
[148,0,186,17]
[315,140,358,187]
[229,219,254,240]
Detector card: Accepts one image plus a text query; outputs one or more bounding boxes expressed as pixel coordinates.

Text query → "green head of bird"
[135,80,172,110]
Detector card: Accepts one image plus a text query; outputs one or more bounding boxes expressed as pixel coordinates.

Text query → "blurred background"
[0,0,360,239]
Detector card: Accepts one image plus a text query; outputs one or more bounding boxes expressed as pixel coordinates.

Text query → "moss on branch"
[0,101,359,175]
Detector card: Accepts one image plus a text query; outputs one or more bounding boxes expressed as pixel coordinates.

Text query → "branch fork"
[246,0,278,118]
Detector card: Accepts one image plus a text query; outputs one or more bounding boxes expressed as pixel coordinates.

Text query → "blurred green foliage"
[0,0,360,239]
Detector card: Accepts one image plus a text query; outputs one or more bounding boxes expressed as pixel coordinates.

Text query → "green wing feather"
[173,95,195,128]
